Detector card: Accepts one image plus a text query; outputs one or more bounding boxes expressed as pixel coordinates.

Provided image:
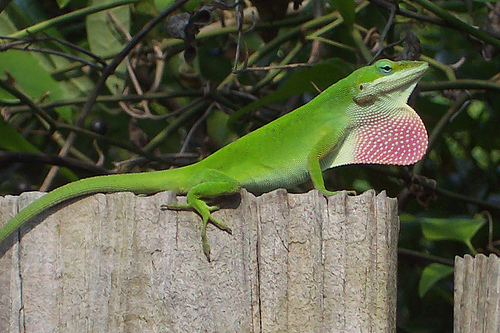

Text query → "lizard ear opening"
[328,105,428,167]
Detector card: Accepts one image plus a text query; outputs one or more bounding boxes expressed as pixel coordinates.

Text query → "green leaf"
[419,263,454,298]
[419,217,486,253]
[207,109,239,148]
[154,0,203,12]
[86,0,131,93]
[330,0,355,32]
[0,7,79,122]
[1,1,96,99]
[57,0,72,8]
[0,50,73,123]
[154,0,175,12]
[0,118,39,153]
[229,58,354,123]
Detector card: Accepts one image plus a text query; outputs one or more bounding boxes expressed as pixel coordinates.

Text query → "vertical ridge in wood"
[454,254,500,333]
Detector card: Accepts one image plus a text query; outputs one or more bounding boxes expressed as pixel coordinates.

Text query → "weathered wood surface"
[0,189,398,332]
[454,254,500,333]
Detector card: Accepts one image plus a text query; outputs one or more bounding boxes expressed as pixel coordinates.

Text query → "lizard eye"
[379,65,392,74]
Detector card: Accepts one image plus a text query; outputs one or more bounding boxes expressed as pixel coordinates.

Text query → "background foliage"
[1,0,499,331]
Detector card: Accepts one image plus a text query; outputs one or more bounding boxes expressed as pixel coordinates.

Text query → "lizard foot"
[200,213,232,262]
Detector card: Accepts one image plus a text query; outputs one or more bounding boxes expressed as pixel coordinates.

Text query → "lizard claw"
[202,235,211,262]
[209,215,232,234]
[161,203,191,211]
[207,205,219,212]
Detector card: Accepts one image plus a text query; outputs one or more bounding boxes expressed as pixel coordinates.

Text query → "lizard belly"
[236,162,310,194]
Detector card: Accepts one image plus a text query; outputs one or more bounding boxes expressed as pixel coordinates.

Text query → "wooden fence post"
[454,254,500,333]
[0,189,398,332]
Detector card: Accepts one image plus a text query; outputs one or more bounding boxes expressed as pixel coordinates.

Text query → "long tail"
[0,168,189,244]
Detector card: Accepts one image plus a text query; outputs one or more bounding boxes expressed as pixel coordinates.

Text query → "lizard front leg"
[307,134,356,196]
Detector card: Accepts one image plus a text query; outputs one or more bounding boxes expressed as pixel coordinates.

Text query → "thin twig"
[305,36,356,52]
[307,0,325,64]
[0,34,108,66]
[0,151,111,175]
[398,248,455,266]
[419,79,500,92]
[149,42,167,93]
[369,1,398,63]
[3,91,204,112]
[235,63,312,73]
[8,0,140,39]
[180,103,216,153]
[142,98,210,153]
[232,0,245,72]
[113,152,199,171]
[41,33,108,66]
[483,211,500,255]
[108,11,155,117]
[0,76,56,127]
[7,45,104,71]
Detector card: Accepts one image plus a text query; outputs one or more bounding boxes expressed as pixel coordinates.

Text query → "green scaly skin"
[0,59,429,260]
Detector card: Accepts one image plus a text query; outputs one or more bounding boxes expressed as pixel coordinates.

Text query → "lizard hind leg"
[165,169,241,261]
[187,180,240,261]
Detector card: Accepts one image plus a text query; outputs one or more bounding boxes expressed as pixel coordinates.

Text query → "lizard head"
[330,59,429,167]
[350,59,429,109]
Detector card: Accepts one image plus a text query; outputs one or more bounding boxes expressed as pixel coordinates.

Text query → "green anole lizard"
[0,59,429,260]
